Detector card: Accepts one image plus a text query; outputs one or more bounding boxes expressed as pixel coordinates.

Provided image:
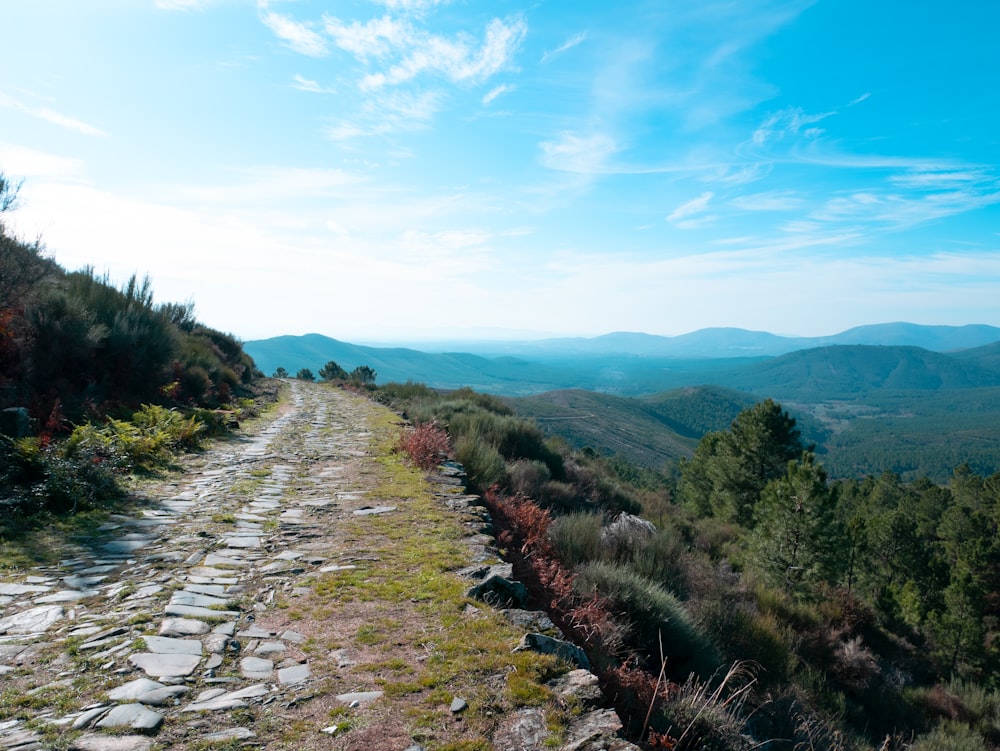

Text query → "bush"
[399,421,450,470]
[630,529,692,600]
[454,435,507,492]
[548,512,603,567]
[908,722,988,751]
[575,560,719,680]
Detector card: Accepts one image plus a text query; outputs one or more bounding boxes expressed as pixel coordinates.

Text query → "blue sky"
[1,0,998,343]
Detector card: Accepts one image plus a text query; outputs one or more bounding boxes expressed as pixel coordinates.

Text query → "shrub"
[650,663,757,751]
[507,459,551,499]
[399,421,450,470]
[548,512,603,567]
[908,722,988,751]
[454,435,507,492]
[575,560,719,680]
[630,529,692,600]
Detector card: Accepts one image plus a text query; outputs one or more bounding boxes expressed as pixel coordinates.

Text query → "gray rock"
[95,703,164,732]
[128,652,202,677]
[0,605,63,634]
[106,678,165,701]
[493,708,549,751]
[501,608,557,633]
[562,708,634,751]
[277,663,311,685]
[71,705,110,729]
[169,590,232,608]
[163,604,239,619]
[143,636,203,655]
[335,690,383,705]
[548,669,605,709]
[468,575,528,609]
[514,633,591,671]
[254,641,286,655]
[203,728,256,741]
[71,734,153,751]
[240,656,274,679]
[450,697,468,713]
[352,505,397,516]
[159,618,210,637]
[203,633,229,654]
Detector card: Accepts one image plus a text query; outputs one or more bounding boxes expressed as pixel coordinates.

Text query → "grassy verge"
[275,402,574,750]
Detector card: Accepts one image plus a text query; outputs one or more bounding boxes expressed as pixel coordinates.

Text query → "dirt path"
[0,381,629,751]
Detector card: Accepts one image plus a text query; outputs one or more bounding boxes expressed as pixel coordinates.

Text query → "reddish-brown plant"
[399,421,451,470]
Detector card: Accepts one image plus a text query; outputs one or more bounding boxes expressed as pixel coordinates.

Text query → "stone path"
[0,381,380,750]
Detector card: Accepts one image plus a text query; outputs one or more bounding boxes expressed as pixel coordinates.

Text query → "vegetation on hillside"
[0,171,262,517]
[385,379,1000,751]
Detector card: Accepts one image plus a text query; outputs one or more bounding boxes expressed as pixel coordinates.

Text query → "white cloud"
[292,75,335,94]
[730,191,803,211]
[0,91,106,137]
[0,143,85,180]
[752,106,833,147]
[539,132,617,173]
[541,32,587,63]
[667,191,714,222]
[370,0,448,12]
[322,13,525,90]
[482,84,513,106]
[261,11,329,57]
[324,15,410,61]
[325,89,442,140]
[848,92,871,106]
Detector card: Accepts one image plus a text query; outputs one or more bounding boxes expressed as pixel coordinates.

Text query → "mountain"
[714,345,1000,399]
[243,333,575,394]
[506,389,697,470]
[386,323,1000,359]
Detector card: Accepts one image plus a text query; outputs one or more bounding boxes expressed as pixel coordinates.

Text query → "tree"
[273,367,288,378]
[295,368,315,381]
[350,365,376,385]
[680,399,807,526]
[749,453,839,595]
[319,360,347,381]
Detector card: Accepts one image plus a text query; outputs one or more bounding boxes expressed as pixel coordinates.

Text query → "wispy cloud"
[482,84,513,106]
[752,106,834,146]
[848,92,871,106]
[541,32,587,63]
[539,132,618,173]
[353,16,527,90]
[0,91,106,137]
[260,11,329,57]
[292,75,336,94]
[667,191,714,223]
[325,89,442,140]
[729,190,803,211]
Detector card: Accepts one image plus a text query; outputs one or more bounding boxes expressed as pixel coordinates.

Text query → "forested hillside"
[386,383,1000,751]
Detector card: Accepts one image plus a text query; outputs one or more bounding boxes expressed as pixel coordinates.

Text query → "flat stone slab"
[0,605,63,634]
[35,589,100,603]
[106,678,166,701]
[203,554,249,567]
[164,604,239,619]
[129,652,201,678]
[170,591,232,608]
[240,656,273,679]
[144,636,203,655]
[223,537,261,549]
[204,728,256,741]
[102,539,153,554]
[277,663,311,685]
[336,690,383,705]
[181,683,269,712]
[72,734,153,751]
[95,703,164,731]
[352,505,397,516]
[159,618,210,637]
[0,583,51,595]
[255,641,286,655]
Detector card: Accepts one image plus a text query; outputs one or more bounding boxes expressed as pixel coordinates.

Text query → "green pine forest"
[4,171,1000,750]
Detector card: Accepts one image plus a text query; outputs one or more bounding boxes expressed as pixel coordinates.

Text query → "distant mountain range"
[244,323,1000,396]
[243,324,1000,481]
